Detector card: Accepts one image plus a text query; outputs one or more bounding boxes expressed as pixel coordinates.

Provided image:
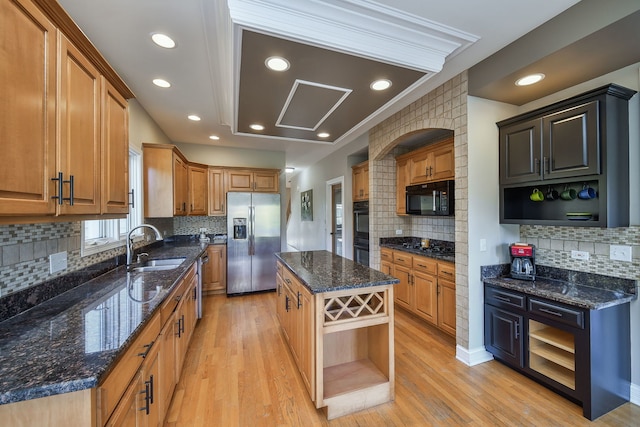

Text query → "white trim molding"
[631,382,640,407]
[456,345,494,366]
[227,0,479,73]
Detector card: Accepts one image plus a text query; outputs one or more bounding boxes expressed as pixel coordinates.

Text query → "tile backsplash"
[520,225,640,281]
[0,216,225,296]
[0,222,125,295]
[173,216,227,236]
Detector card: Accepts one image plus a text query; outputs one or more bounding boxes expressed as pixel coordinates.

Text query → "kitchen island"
[275,251,399,420]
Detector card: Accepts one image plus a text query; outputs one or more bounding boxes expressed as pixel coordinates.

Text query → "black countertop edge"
[0,241,208,405]
[481,264,637,310]
[275,251,399,294]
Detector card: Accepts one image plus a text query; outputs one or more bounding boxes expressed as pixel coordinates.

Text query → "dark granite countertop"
[379,237,455,263]
[0,241,207,405]
[482,264,637,310]
[275,251,399,294]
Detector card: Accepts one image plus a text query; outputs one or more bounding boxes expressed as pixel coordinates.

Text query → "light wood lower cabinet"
[102,262,198,427]
[384,248,456,336]
[276,260,394,420]
[106,340,160,427]
[202,245,226,293]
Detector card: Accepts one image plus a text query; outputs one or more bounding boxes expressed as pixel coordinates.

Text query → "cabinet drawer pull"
[297,291,302,309]
[51,172,64,205]
[66,175,74,206]
[396,257,405,262]
[538,307,563,317]
[441,270,453,276]
[138,342,152,359]
[493,295,511,303]
[285,295,290,312]
[514,322,520,339]
[416,263,426,268]
[139,381,150,414]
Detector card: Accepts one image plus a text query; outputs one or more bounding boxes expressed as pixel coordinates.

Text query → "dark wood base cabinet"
[484,284,630,420]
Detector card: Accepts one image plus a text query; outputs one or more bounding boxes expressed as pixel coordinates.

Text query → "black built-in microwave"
[405,180,454,216]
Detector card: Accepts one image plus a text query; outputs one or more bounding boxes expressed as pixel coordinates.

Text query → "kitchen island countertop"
[0,241,208,405]
[275,250,399,293]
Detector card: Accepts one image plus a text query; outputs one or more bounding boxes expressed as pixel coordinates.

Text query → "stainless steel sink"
[131,257,186,272]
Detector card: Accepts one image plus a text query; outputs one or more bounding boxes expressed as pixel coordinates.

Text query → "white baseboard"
[631,382,640,406]
[455,345,494,366]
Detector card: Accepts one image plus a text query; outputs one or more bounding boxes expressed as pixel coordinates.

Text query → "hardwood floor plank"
[165,293,639,426]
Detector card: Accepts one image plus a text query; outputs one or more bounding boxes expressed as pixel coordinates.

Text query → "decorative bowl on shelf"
[566,212,592,221]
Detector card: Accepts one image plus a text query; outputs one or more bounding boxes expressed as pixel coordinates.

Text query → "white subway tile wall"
[369,72,470,347]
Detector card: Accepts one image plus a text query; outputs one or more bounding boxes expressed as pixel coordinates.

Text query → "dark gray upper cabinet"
[500,99,601,185]
[498,84,636,227]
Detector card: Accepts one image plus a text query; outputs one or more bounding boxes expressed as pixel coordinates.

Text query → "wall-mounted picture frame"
[301,189,313,221]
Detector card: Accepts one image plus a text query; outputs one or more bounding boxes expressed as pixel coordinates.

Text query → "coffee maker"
[509,243,536,281]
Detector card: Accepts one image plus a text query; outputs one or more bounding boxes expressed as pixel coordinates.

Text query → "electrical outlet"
[49,251,67,274]
[395,229,402,235]
[571,250,589,260]
[480,239,487,252]
[610,245,632,262]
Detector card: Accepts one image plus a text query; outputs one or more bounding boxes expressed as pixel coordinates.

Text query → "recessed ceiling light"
[285,167,295,173]
[188,115,201,121]
[515,73,545,86]
[250,124,264,131]
[265,56,290,71]
[151,33,176,49]
[317,132,330,138]
[370,79,392,91]
[209,135,220,140]
[152,78,171,88]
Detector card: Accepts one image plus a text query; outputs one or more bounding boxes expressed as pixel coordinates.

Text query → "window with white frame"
[82,148,143,256]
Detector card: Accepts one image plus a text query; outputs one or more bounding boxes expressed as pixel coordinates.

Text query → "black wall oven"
[353,201,369,266]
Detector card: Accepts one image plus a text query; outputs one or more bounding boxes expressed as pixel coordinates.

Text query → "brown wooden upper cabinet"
[352,160,369,201]
[394,138,454,215]
[395,159,409,215]
[144,144,207,218]
[187,164,208,216]
[225,169,279,193]
[404,138,454,185]
[0,0,132,221]
[208,168,226,216]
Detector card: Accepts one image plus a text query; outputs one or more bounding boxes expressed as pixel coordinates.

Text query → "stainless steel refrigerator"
[226,192,281,295]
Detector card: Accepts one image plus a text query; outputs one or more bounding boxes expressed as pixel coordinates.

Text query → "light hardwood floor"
[165,293,639,426]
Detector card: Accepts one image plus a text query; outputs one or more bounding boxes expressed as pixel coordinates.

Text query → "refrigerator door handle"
[249,206,256,256]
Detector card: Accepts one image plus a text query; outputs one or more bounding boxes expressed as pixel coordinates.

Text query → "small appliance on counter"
[509,243,536,280]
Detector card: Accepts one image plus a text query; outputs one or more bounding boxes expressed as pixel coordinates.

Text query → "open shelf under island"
[275,251,399,420]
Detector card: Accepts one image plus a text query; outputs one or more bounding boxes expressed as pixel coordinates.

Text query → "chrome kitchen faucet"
[126,224,163,270]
